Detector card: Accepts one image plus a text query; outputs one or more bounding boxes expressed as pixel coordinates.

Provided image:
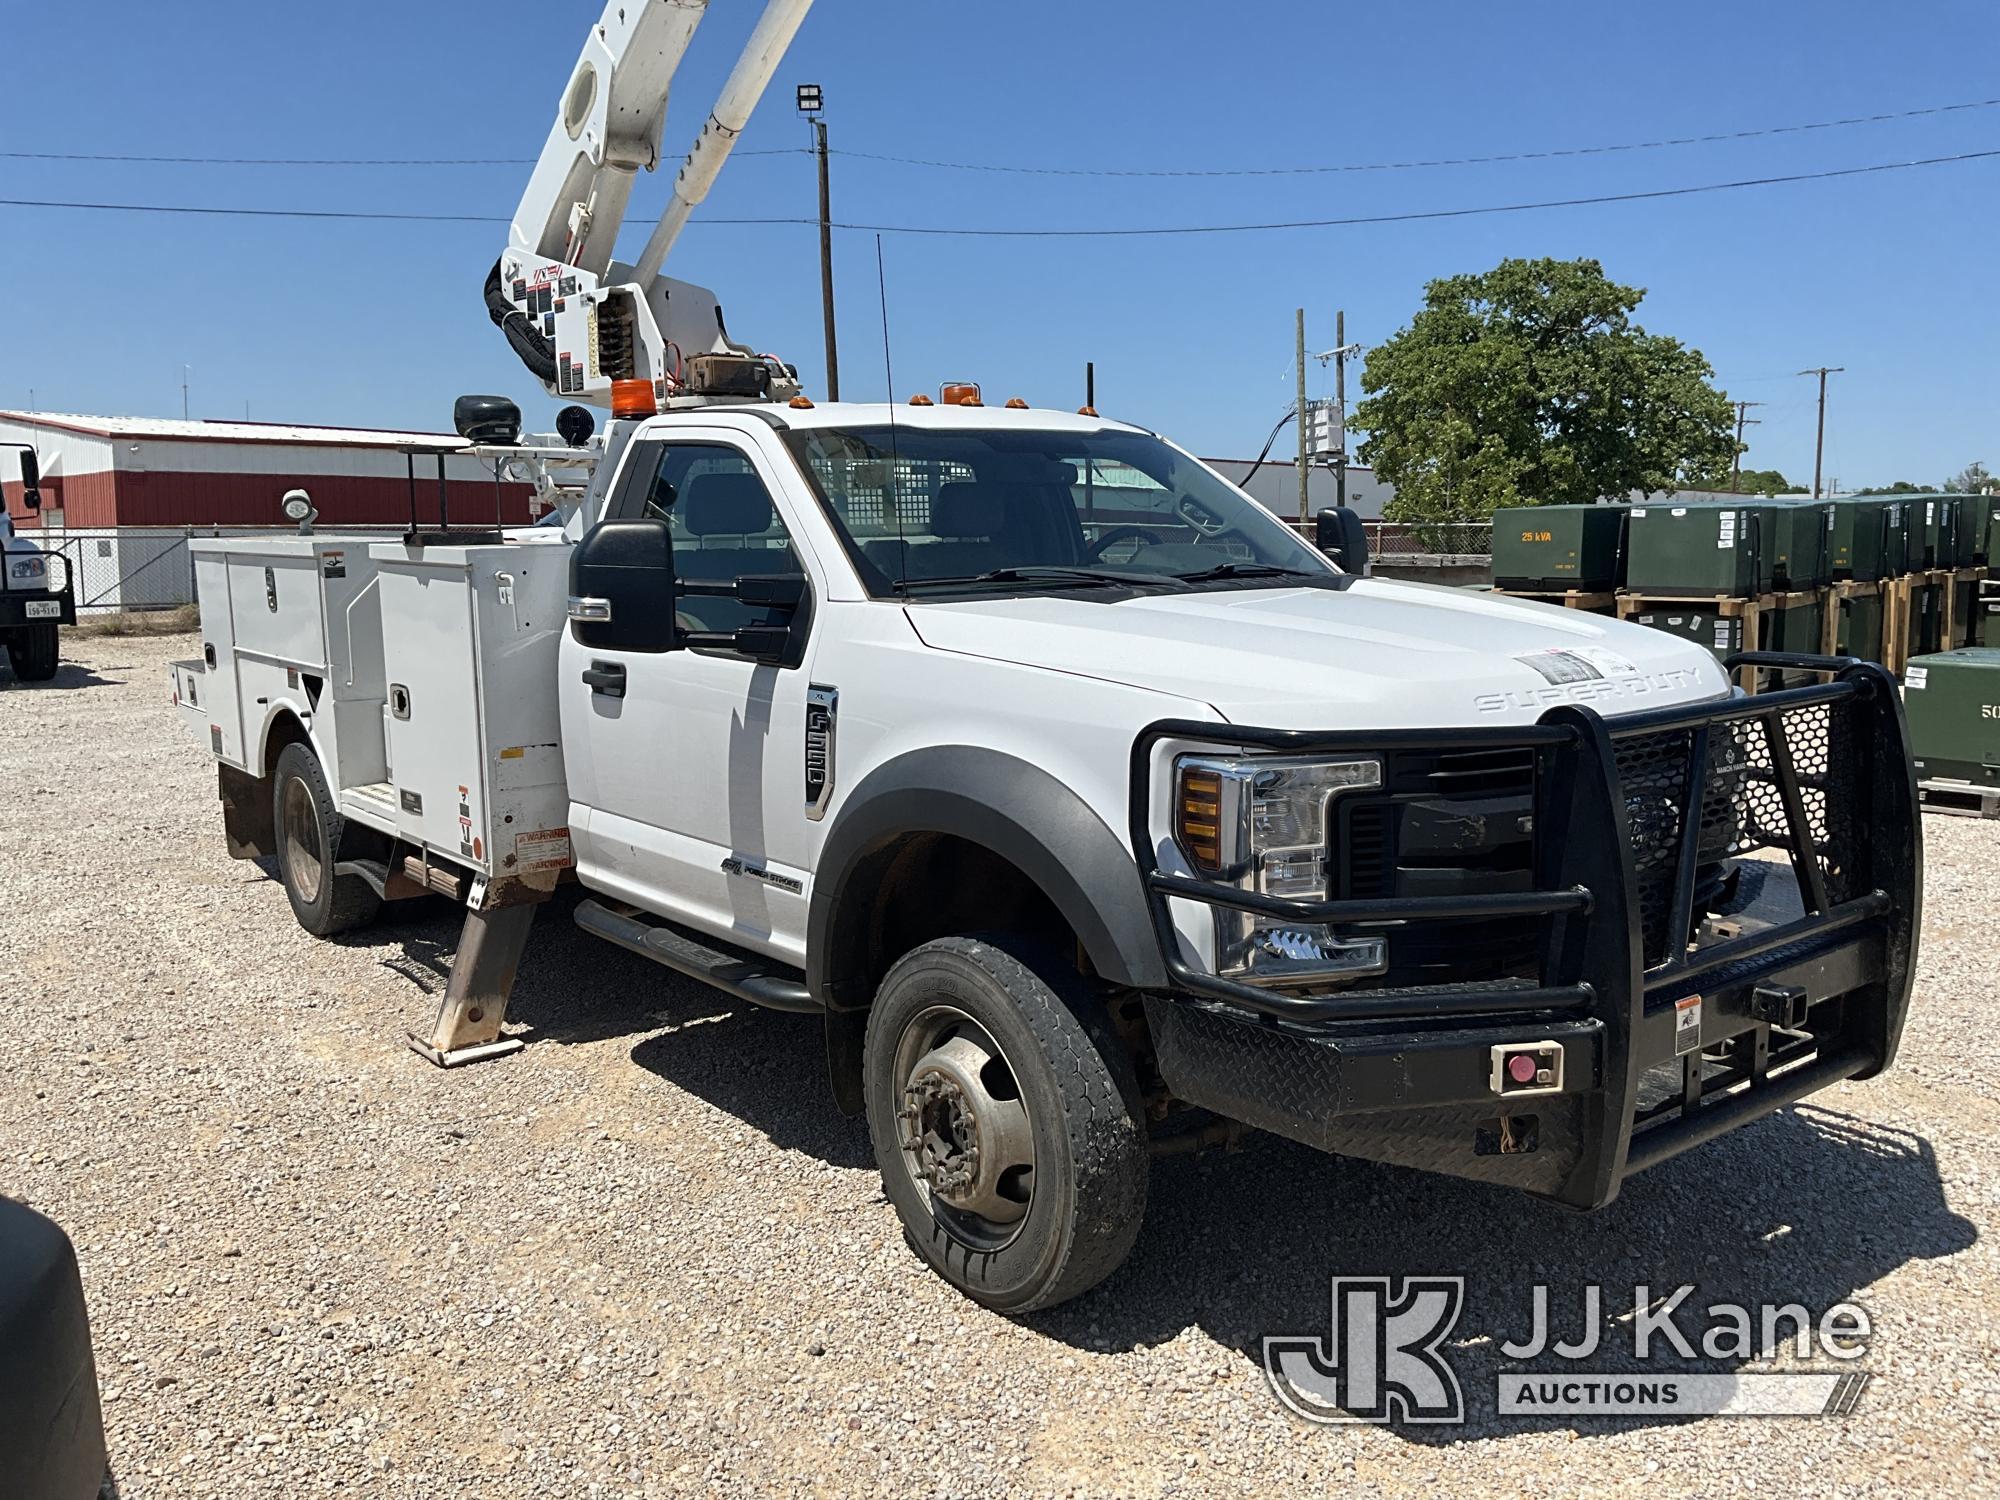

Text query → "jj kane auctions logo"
[1264,1278,1872,1424]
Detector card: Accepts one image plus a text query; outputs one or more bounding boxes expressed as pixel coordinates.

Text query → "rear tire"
[271,742,381,937]
[5,622,58,681]
[863,935,1149,1314]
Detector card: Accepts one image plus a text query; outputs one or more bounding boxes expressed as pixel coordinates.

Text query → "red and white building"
[0,412,534,531]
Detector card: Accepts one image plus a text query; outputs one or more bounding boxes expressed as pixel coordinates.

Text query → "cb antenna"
[876,234,908,587]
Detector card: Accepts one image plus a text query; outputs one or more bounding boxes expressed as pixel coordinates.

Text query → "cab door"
[559,428,820,966]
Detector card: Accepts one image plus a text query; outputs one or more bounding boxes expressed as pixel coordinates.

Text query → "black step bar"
[574,898,819,1014]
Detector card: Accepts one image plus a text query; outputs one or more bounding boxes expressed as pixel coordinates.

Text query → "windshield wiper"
[895,566,1188,594]
[1171,561,1327,584]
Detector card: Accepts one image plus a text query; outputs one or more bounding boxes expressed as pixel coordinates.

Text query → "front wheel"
[863,936,1149,1314]
[271,742,381,937]
[5,621,59,681]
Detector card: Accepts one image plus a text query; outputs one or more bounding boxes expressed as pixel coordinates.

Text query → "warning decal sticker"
[515,827,574,873]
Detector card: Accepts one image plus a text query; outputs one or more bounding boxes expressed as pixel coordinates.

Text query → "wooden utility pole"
[1798,367,1844,499]
[1295,308,1309,522]
[1729,400,1764,492]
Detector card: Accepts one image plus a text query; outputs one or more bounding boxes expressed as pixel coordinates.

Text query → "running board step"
[573,898,819,1014]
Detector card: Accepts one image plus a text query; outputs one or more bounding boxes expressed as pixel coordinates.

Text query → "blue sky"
[5,0,1996,489]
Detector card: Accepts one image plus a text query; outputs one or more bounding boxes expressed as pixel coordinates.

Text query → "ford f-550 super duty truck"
[166,0,1921,1311]
[171,390,1921,1311]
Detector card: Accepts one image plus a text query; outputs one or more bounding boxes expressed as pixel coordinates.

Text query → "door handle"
[582,661,627,698]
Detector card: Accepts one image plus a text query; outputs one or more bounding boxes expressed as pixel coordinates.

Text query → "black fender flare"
[806,745,1166,1010]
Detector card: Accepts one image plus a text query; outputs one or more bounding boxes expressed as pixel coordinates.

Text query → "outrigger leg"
[407,879,546,1067]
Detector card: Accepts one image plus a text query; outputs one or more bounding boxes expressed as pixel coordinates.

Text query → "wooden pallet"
[1615,591,1816,694]
[1493,587,1618,612]
[1918,779,2000,819]
[1821,578,1911,672]
[1899,570,1960,663]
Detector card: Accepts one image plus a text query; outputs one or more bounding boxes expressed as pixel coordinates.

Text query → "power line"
[1,148,1993,237]
[3,96,1994,176]
[833,97,2000,177]
[0,147,807,166]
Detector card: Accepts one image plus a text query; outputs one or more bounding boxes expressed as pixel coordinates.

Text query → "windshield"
[794,425,1335,596]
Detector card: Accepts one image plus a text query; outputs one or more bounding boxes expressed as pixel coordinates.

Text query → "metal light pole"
[797,83,838,400]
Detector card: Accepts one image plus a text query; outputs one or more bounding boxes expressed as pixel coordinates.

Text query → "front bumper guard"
[1129,655,1922,1209]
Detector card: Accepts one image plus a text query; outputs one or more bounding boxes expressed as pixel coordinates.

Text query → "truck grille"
[1612,698,1862,967]
[1336,746,1541,986]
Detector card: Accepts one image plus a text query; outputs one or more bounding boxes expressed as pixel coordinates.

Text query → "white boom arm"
[488,0,813,407]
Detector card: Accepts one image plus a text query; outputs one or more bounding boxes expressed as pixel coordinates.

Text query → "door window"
[614,442,804,635]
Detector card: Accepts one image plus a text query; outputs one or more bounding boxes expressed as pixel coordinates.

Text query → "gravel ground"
[3,632,1998,1498]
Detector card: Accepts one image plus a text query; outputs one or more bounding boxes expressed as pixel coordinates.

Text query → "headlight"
[8,556,47,580]
[1174,753,1386,986]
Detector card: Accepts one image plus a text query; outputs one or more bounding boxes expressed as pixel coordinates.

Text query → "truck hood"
[903,579,1732,729]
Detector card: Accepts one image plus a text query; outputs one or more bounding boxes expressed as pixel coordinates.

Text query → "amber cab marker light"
[610,378,657,418]
[1176,767,1225,874]
[1077,404,1099,417]
[908,394,935,406]
[1005,396,1030,409]
[789,395,815,409]
[940,382,982,407]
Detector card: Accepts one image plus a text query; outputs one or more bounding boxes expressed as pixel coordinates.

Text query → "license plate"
[24,600,59,619]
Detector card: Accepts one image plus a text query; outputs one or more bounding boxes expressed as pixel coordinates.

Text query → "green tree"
[1355,257,1736,523]
[1729,467,1797,497]
[1946,461,1992,493]
[1856,480,1927,495]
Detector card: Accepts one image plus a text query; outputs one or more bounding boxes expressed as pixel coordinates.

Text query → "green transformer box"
[1490,505,1628,591]
[1906,495,1953,570]
[1903,648,2000,789]
[1764,500,1832,591]
[1828,497,1910,581]
[1625,503,1765,595]
[1941,493,1986,569]
[1625,501,1826,596]
[1979,496,2000,569]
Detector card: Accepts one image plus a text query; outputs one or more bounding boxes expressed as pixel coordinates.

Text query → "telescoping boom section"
[487,0,814,408]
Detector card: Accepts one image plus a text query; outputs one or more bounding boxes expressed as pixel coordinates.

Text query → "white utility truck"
[1,448,72,682]
[170,0,1921,1312]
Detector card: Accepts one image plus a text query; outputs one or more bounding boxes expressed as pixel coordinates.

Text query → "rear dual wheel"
[863,936,1149,1314]
[271,742,381,937]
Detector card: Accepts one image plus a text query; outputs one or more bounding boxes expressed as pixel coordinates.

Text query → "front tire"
[863,936,1149,1314]
[271,742,381,937]
[5,622,58,681]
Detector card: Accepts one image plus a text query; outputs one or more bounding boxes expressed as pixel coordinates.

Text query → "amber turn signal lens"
[1176,767,1224,874]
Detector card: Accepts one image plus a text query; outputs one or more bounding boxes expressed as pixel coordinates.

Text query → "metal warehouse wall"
[0,417,533,529]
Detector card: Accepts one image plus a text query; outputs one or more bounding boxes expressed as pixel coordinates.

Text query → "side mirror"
[569,518,678,653]
[17,450,39,513]
[1315,507,1369,574]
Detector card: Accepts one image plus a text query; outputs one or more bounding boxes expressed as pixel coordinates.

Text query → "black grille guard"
[1128,653,1923,1208]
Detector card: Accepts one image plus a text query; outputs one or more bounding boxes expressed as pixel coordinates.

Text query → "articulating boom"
[487,0,813,407]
